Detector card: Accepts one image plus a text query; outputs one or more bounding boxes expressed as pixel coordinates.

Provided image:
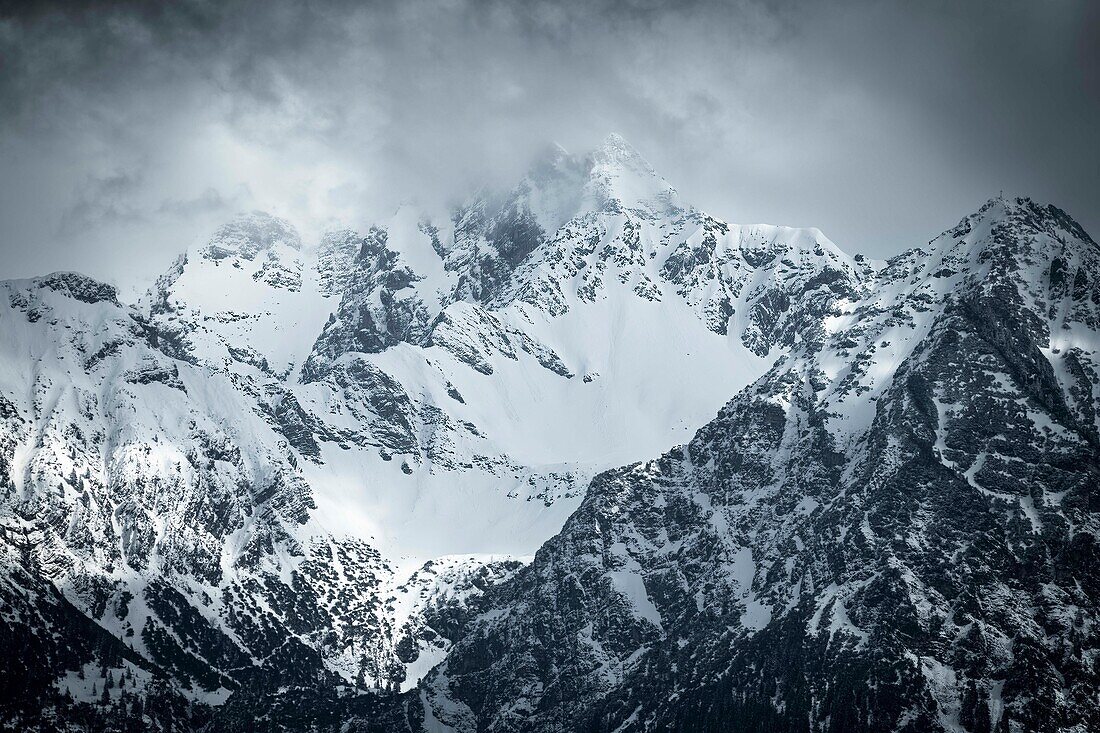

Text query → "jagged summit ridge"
[949,194,1096,246]
[582,132,680,217]
[32,271,121,305]
[202,210,302,260]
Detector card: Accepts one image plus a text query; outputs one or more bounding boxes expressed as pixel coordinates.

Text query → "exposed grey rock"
[2,130,1096,733]
[423,197,1100,733]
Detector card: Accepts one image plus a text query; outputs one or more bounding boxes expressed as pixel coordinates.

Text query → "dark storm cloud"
[0,0,1096,289]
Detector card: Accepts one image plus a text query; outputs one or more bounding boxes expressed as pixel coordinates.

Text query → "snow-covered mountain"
[422,196,1100,733]
[1,136,1096,733]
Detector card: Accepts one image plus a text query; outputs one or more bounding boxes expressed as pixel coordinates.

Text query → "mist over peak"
[0,0,1096,299]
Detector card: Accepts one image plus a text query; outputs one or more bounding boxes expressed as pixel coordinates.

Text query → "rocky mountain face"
[422,197,1100,733]
[1,133,1096,733]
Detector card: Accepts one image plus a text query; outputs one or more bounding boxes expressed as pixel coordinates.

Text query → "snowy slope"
[292,134,867,560]
[0,135,874,727]
[7,141,1087,733]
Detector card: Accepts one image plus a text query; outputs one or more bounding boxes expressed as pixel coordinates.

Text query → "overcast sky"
[1,0,1096,293]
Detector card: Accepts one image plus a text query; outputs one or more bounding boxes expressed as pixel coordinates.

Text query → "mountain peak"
[600,132,632,150]
[946,195,1096,251]
[202,210,302,262]
[34,271,120,305]
[483,135,680,237]
[591,132,650,170]
[583,134,679,216]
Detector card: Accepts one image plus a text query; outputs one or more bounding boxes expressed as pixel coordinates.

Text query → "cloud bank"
[1,0,1096,291]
